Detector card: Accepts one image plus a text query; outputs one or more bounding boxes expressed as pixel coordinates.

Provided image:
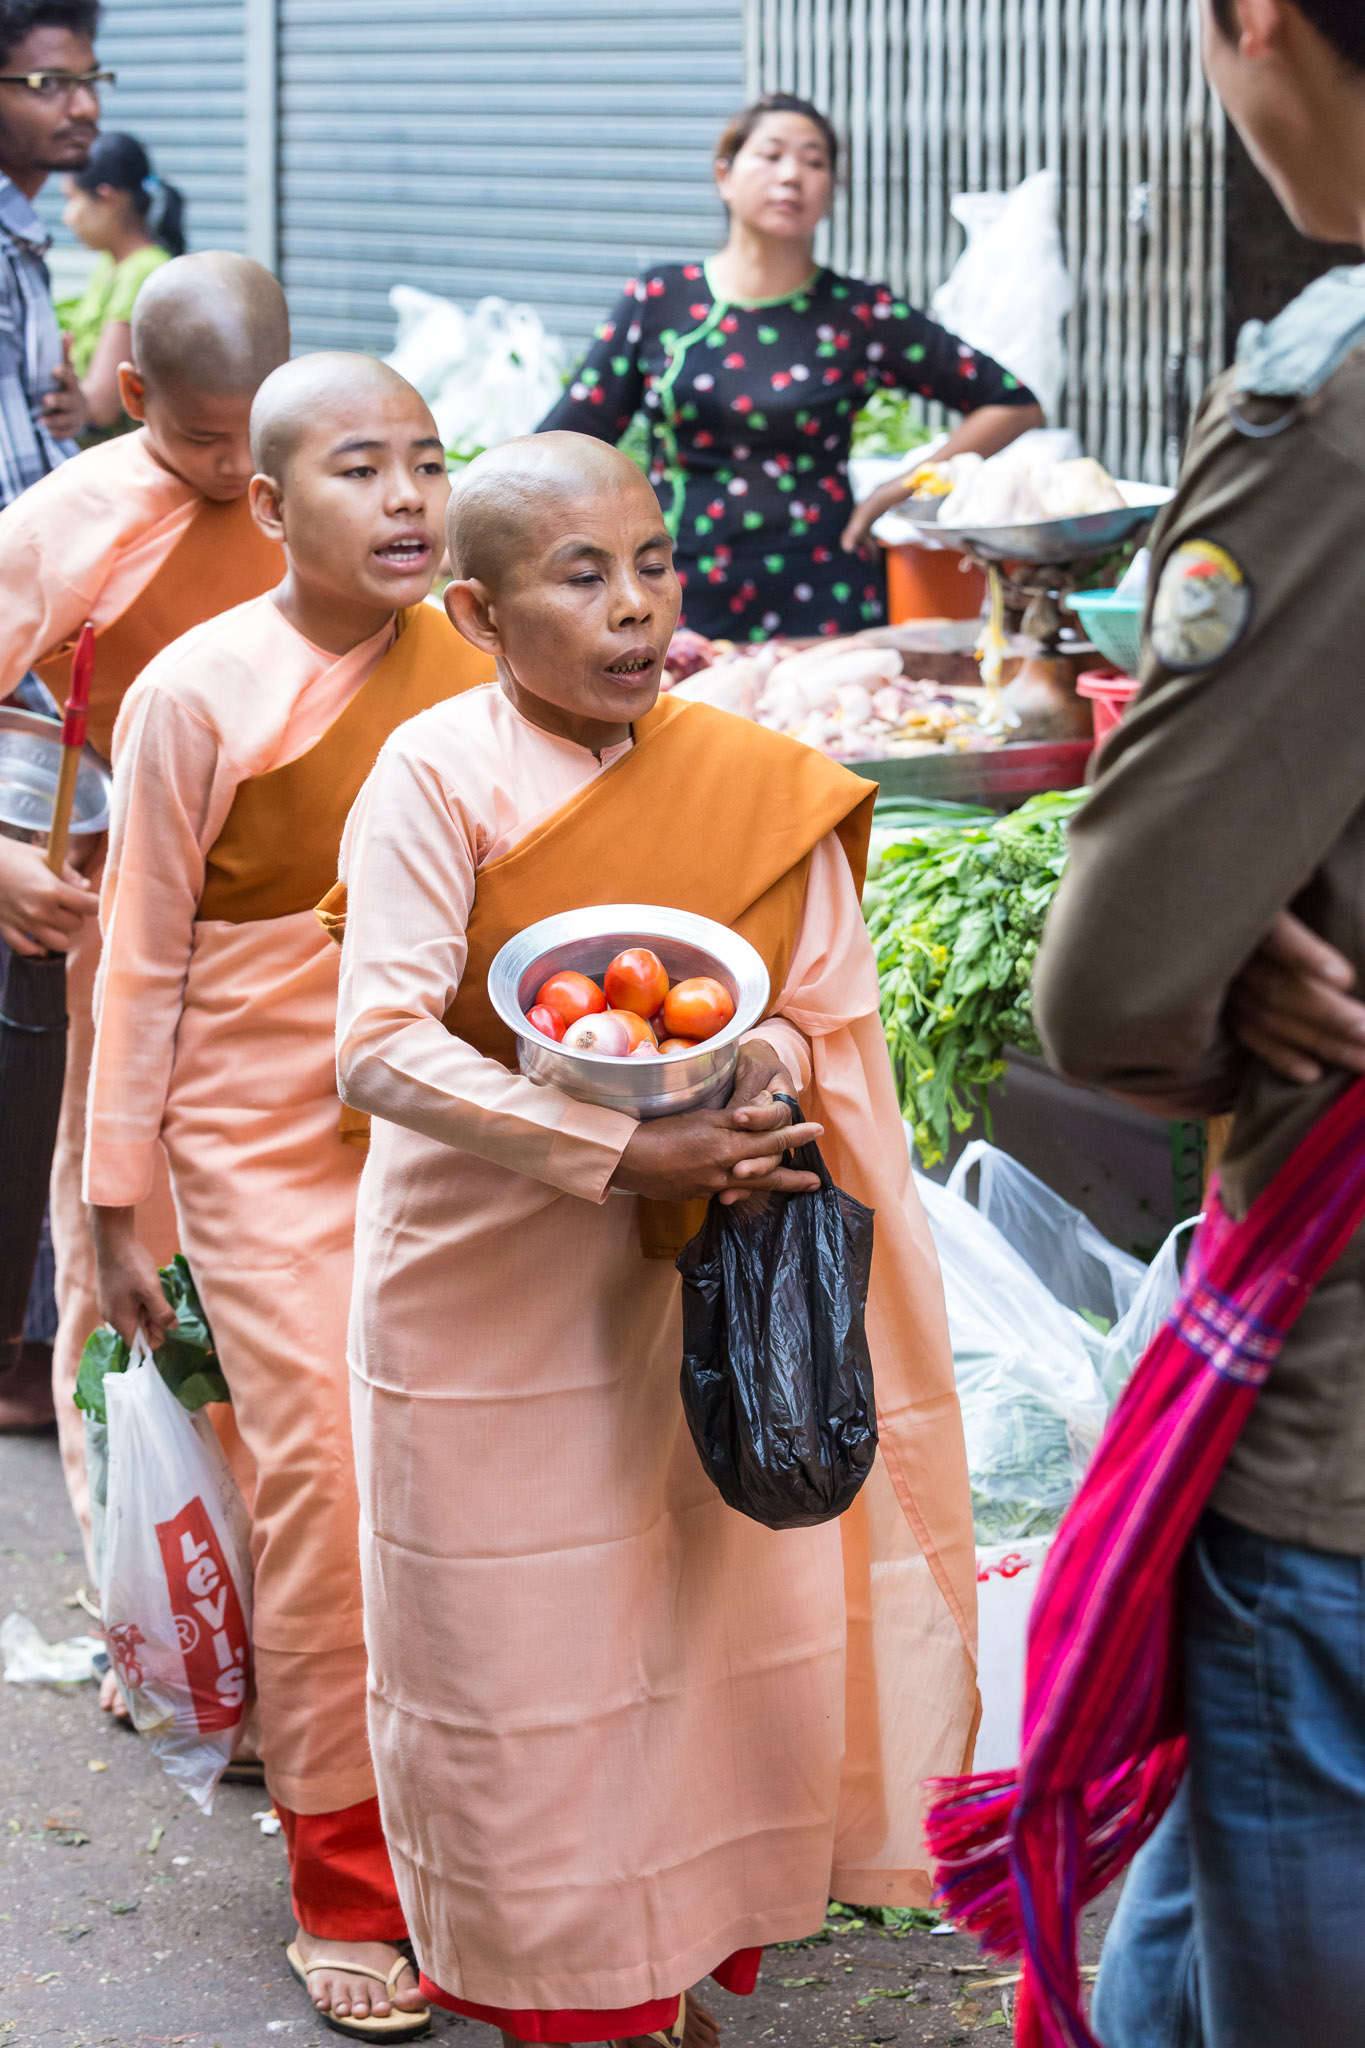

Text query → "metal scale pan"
[903,483,1173,566]
[0,706,111,846]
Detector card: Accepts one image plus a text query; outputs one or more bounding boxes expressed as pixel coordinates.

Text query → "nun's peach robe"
[84,595,409,1935]
[335,685,978,2014]
[0,432,206,1550]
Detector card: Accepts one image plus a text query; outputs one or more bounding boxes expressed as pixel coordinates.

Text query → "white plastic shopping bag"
[386,287,567,457]
[930,169,1072,419]
[947,1137,1145,1331]
[974,1537,1053,1771]
[99,1332,253,1812]
[918,1140,1192,1770]
[917,1169,1110,1545]
[385,284,471,402]
[1100,1216,1198,1403]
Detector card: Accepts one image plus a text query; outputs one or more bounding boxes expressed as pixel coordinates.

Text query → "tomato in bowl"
[486,905,770,1121]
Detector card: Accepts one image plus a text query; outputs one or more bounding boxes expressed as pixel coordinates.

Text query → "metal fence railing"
[746,0,1226,481]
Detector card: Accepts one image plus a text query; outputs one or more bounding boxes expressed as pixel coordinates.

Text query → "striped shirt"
[0,175,77,507]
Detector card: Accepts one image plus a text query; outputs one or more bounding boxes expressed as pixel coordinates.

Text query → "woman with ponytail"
[58,131,186,432]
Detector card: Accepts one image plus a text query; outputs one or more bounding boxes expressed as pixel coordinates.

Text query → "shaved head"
[250,351,436,481]
[131,251,290,400]
[448,432,662,588]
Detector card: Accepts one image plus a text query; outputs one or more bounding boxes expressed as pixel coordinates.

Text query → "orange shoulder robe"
[335,685,977,2023]
[86,595,456,1941]
[0,432,277,1555]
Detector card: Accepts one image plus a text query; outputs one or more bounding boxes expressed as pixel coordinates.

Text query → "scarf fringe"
[920,1077,1365,2048]
[925,1738,1187,1960]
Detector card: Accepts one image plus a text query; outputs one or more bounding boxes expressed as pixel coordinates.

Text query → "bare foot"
[292,1931,426,2023]
[99,1668,131,1720]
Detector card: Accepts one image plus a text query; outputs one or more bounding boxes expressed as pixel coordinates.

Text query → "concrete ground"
[1,1429,1114,2048]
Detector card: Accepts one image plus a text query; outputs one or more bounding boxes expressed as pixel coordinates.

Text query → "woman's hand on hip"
[840,474,906,554]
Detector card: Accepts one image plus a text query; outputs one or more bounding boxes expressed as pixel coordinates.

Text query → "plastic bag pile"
[929,168,1072,421]
[386,284,567,459]
[917,1139,1192,1543]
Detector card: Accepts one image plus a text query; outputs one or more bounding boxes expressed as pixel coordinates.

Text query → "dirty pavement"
[1,1433,1114,2047]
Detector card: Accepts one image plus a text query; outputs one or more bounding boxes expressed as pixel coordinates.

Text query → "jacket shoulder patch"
[1149,539,1253,672]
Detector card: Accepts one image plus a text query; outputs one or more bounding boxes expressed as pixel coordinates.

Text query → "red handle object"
[45,621,95,877]
[60,620,94,748]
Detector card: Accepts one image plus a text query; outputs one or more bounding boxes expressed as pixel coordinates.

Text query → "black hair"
[0,1,99,69]
[1212,0,1365,68]
[74,129,186,258]
[716,93,840,178]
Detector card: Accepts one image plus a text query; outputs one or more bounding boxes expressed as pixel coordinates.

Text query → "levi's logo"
[154,1498,250,1732]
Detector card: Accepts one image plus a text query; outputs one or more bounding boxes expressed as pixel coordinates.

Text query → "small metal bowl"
[0,706,111,846]
[488,904,771,1120]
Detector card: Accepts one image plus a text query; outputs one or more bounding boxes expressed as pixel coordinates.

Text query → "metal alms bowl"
[0,706,111,846]
[488,904,771,1120]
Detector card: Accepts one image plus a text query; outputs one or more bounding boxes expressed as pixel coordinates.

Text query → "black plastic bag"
[676,1133,877,1530]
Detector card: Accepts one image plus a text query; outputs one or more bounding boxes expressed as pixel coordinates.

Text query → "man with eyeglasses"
[0,1,106,503]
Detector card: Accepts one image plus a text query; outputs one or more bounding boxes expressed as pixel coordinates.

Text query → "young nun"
[84,353,492,2040]
[331,433,978,2045]
[0,251,289,1544]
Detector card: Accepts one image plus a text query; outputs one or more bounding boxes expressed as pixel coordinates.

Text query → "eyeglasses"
[0,69,114,100]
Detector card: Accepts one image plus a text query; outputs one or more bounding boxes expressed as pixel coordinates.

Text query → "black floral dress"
[539,261,1036,641]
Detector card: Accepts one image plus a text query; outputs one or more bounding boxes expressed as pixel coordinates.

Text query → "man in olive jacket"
[1032,4,1365,2044]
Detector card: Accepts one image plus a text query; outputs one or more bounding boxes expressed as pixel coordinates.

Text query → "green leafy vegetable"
[963,1385,1079,1543]
[864,1904,943,1933]
[850,389,935,459]
[75,1255,228,1426]
[864,789,1088,1165]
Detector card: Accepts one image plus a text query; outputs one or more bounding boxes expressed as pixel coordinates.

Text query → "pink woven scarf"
[926,1075,1365,2048]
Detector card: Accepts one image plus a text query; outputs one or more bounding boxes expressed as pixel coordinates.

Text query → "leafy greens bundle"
[865,788,1088,1165]
[75,1254,228,1427]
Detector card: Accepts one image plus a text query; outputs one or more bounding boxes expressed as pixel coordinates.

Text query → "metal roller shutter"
[278,0,746,355]
[40,1,248,258]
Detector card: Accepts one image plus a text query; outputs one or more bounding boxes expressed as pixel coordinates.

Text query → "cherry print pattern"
[540,264,1034,639]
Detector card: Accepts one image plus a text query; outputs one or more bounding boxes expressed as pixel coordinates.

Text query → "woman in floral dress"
[539,94,1044,640]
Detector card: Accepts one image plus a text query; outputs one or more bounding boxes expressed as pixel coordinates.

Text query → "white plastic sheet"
[100,1334,253,1812]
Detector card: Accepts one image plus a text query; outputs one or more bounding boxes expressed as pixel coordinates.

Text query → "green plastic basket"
[1070,588,1144,676]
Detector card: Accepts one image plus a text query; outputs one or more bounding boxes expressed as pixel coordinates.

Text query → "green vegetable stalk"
[864,789,1088,1165]
[849,389,935,460]
[74,1254,228,1426]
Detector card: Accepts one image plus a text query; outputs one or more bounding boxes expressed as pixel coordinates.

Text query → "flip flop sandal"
[286,1941,431,2041]
[219,1758,266,1785]
[613,1988,688,2048]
